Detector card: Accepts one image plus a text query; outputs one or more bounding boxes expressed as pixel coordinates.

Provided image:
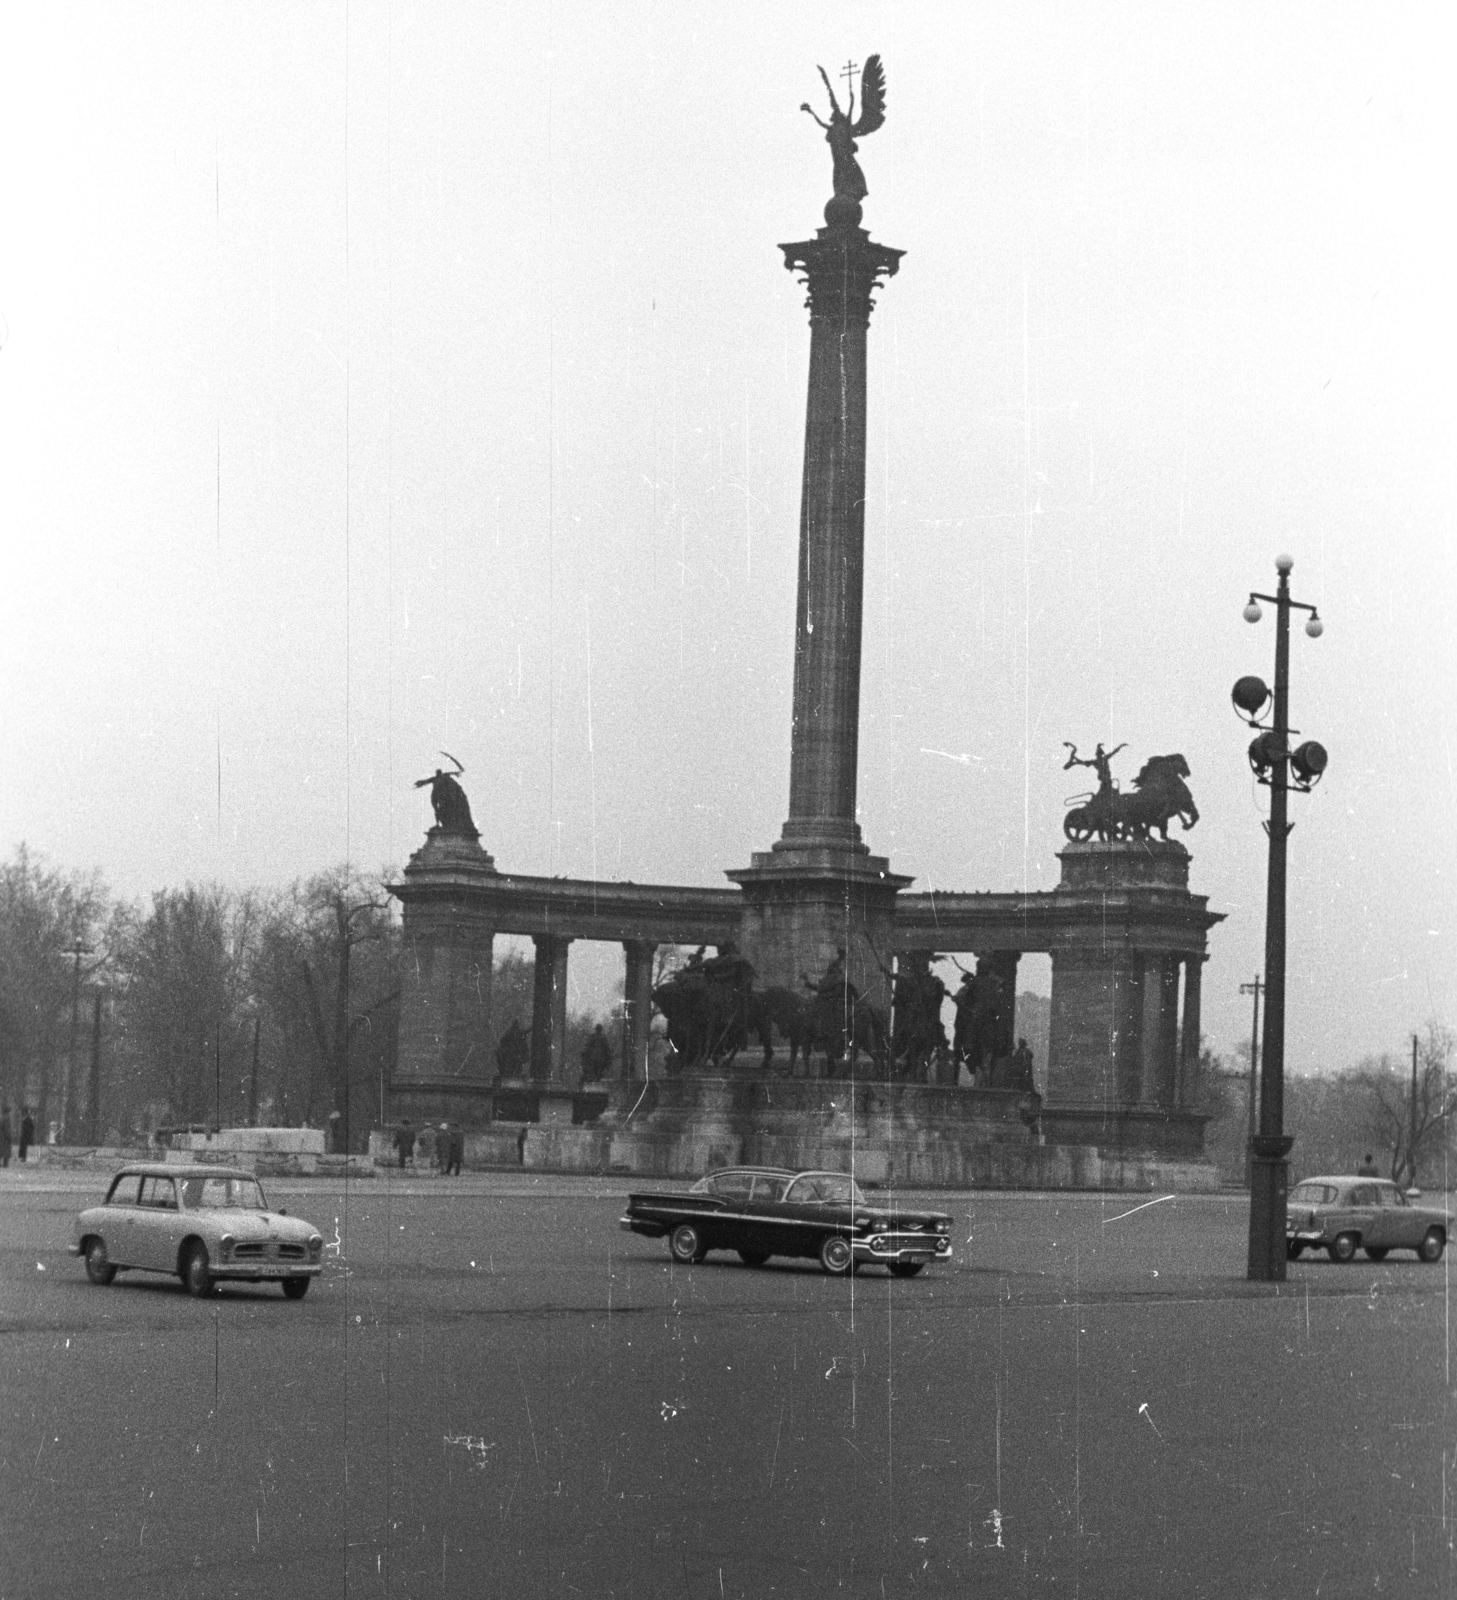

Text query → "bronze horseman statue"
[801,55,887,228]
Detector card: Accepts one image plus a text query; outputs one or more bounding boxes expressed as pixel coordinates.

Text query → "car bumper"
[1286,1230,1326,1246]
[620,1216,667,1238]
[214,1261,322,1281]
[853,1234,953,1265]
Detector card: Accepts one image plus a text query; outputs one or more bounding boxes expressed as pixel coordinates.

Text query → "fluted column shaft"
[777,229,902,853]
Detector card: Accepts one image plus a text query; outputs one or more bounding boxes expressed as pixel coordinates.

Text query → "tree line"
[0,845,601,1154]
[1201,1022,1456,1189]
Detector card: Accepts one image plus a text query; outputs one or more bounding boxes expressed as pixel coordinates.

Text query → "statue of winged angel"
[801,54,887,206]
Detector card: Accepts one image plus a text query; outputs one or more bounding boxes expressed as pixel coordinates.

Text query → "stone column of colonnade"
[620,940,656,1082]
[1133,951,1207,1108]
[1177,955,1204,1105]
[529,935,572,1087]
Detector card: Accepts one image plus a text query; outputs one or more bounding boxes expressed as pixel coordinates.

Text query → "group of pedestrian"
[393,1120,465,1175]
[0,1106,35,1168]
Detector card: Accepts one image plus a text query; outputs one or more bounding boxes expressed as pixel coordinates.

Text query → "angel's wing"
[852,54,886,136]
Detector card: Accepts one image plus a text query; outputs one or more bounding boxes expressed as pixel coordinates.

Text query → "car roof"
[1295,1175,1396,1187]
[110,1163,258,1181]
[705,1167,860,1181]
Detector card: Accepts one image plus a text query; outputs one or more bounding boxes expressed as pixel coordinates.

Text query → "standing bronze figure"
[801,55,887,221]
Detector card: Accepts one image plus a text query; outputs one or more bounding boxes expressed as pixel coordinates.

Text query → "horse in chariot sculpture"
[1062,742,1199,843]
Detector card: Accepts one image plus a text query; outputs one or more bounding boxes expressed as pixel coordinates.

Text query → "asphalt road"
[2,1171,1453,1599]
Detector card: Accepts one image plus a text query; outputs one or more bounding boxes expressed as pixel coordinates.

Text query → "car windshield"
[1290,1182,1337,1205]
[786,1174,864,1205]
[180,1176,268,1210]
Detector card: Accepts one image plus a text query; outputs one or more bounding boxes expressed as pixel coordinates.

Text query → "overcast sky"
[2,4,1452,1070]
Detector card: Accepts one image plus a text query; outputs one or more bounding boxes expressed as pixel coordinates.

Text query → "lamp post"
[1239,975,1262,1186]
[1231,554,1326,1282]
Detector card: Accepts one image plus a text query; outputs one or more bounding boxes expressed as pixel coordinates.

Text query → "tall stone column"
[530,935,572,1087]
[621,940,656,1082]
[729,216,909,1015]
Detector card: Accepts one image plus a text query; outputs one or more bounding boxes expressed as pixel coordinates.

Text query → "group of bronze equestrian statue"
[651,943,1034,1087]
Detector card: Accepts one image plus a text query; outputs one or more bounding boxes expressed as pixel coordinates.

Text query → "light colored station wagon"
[1286,1175,1451,1264]
[70,1163,324,1298]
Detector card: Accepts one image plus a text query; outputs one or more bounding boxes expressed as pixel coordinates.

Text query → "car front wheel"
[1419,1228,1446,1263]
[669,1223,705,1264]
[1328,1232,1358,1264]
[84,1239,116,1285]
[281,1278,310,1300]
[1286,1240,1305,1260]
[819,1235,853,1276]
[183,1244,215,1298]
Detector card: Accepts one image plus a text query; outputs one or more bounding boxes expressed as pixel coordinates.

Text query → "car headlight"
[308,1235,323,1260]
[219,1234,235,1262]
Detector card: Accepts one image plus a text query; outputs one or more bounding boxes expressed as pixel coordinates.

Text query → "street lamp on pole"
[1232,554,1327,1282]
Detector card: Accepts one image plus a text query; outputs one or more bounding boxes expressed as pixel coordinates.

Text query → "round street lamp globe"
[1275,553,1294,574]
[1305,616,1324,638]
[1231,675,1270,716]
[1242,601,1263,624]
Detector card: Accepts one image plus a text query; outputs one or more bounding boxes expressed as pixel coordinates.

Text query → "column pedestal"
[387,827,499,1126]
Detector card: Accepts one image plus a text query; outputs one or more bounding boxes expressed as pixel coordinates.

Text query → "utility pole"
[248,1014,262,1127]
[62,939,92,1145]
[1409,1032,1419,1190]
[87,990,103,1145]
[1239,976,1262,1186]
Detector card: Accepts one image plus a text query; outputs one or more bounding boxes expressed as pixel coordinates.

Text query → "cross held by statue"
[840,60,860,95]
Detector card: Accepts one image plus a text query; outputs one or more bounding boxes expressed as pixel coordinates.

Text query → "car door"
[134,1176,181,1271]
[101,1174,141,1265]
[745,1174,796,1255]
[705,1171,758,1251]
[1345,1183,1381,1246]
[1379,1187,1421,1250]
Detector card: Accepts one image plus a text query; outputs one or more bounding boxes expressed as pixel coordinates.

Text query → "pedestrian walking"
[442,1124,463,1176]
[415,1122,438,1170]
[19,1108,35,1162]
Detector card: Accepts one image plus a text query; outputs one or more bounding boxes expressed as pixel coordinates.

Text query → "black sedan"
[619,1167,954,1276]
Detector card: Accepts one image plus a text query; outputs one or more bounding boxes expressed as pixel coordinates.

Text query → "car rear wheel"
[737,1250,768,1268]
[84,1239,116,1286]
[1328,1232,1358,1264]
[1286,1240,1305,1260]
[183,1244,215,1298]
[281,1278,310,1300]
[889,1262,925,1278]
[819,1235,853,1276]
[1363,1246,1388,1261]
[1419,1228,1446,1263]
[669,1223,706,1264]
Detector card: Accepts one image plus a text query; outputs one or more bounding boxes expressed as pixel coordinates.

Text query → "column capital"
[779,227,904,328]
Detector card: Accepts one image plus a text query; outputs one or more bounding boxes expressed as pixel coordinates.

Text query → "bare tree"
[119,885,259,1128]
[0,846,111,1133]
[1357,1022,1455,1189]
[255,868,398,1151]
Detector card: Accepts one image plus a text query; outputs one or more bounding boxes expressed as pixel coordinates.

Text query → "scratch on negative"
[767,1399,786,1490]
[1100,1195,1175,1225]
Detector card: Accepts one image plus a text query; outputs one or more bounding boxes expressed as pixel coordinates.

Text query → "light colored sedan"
[70,1163,324,1298]
[1287,1175,1452,1264]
